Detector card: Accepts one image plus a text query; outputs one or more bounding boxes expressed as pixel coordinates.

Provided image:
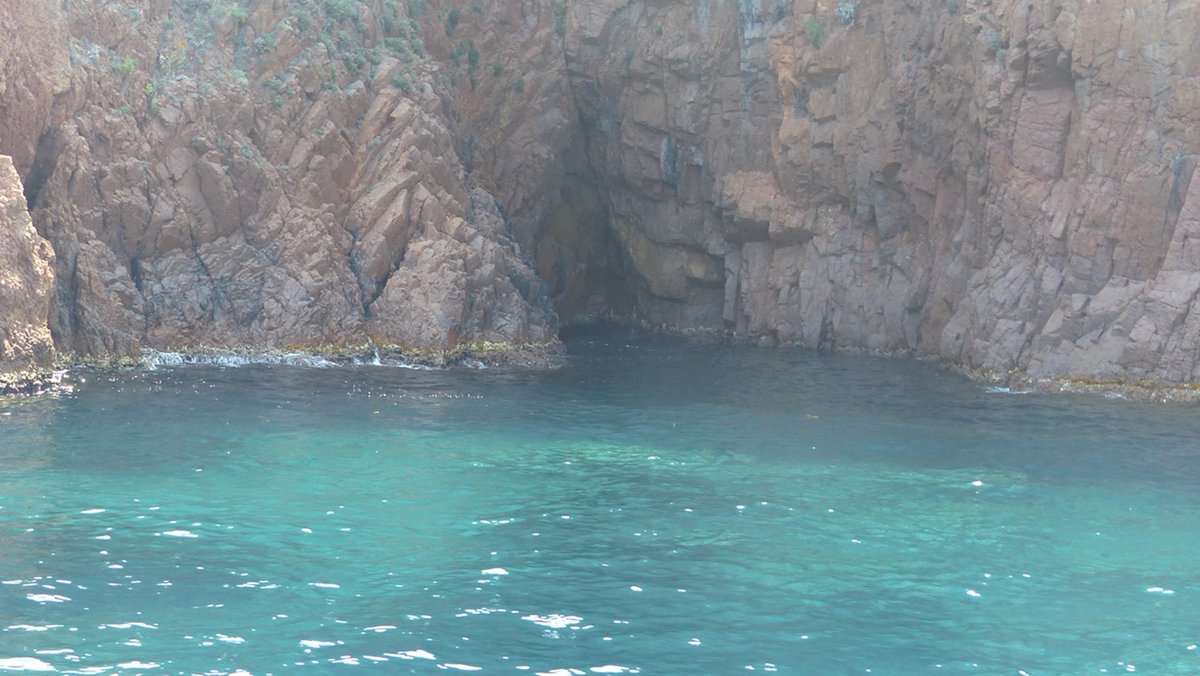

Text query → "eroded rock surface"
[2,0,1200,384]
[6,0,564,364]
[562,0,1200,383]
[0,156,56,386]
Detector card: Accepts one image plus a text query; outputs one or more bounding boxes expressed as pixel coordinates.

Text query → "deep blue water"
[2,336,1199,674]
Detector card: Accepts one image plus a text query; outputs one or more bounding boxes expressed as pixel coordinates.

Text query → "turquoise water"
[2,336,1200,674]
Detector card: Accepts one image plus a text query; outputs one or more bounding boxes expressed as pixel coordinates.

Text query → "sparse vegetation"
[835,1,856,24]
[946,0,959,13]
[393,74,413,92]
[291,8,314,30]
[805,18,824,47]
[492,61,503,76]
[323,0,357,22]
[553,0,567,36]
[253,32,277,54]
[211,1,248,22]
[342,49,367,71]
[514,76,525,93]
[445,8,461,36]
[406,0,427,17]
[114,54,138,77]
[144,82,160,115]
[385,36,409,56]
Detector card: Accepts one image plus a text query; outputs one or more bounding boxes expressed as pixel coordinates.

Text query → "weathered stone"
[1,0,1199,387]
[0,156,55,382]
[560,0,1200,384]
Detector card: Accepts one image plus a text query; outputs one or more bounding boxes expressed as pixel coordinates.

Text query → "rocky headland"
[1,0,1199,392]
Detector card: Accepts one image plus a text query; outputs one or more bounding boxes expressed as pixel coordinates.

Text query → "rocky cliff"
[562,0,1200,385]
[0,157,57,392]
[2,0,1199,386]
[3,0,565,366]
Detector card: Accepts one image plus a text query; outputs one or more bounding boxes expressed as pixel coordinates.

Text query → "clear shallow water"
[1,336,1199,675]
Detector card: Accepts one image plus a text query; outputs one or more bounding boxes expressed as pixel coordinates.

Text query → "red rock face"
[2,0,562,363]
[0,157,55,377]
[561,0,1200,383]
[2,0,1199,384]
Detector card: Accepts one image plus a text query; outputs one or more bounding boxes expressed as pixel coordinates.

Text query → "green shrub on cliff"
[805,18,824,48]
[144,82,160,116]
[212,1,248,22]
[253,32,277,54]
[291,8,313,30]
[385,37,409,56]
[835,2,856,24]
[114,55,138,77]
[553,0,567,36]
[342,50,367,72]
[323,0,357,22]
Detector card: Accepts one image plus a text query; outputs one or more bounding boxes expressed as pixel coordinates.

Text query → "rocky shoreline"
[0,368,71,396]
[1005,376,1200,404]
[59,338,567,371]
[6,333,1200,404]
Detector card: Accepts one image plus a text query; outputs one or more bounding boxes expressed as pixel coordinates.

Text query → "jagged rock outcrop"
[6,0,561,365]
[0,0,72,177]
[2,0,1200,385]
[0,156,56,387]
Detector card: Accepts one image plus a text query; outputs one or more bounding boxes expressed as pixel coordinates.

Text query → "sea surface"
[2,335,1199,674]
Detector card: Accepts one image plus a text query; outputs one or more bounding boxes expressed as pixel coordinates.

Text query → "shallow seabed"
[2,335,1199,674]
